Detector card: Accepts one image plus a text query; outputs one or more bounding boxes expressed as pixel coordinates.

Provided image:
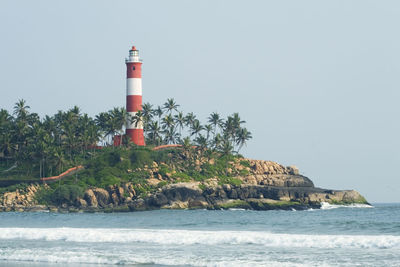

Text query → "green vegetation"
[0,99,254,205]
[0,98,252,179]
[327,196,369,205]
[0,183,29,195]
[218,177,242,186]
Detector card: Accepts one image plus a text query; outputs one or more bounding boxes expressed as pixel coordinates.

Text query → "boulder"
[123,183,136,198]
[92,188,110,207]
[3,191,18,206]
[162,182,202,202]
[188,197,208,208]
[147,192,168,207]
[129,198,147,211]
[84,189,98,207]
[77,198,87,208]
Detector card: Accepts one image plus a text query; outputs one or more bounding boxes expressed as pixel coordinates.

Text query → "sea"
[0,203,399,267]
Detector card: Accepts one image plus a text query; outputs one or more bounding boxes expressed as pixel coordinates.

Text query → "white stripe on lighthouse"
[126,78,142,95]
[126,111,143,129]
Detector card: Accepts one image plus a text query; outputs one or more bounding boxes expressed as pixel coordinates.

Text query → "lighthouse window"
[132,66,135,70]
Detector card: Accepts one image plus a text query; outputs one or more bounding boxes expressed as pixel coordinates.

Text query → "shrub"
[157,181,168,187]
[151,148,179,164]
[50,185,84,205]
[218,177,242,186]
[189,171,207,182]
[200,163,217,177]
[130,150,153,168]
[115,159,131,171]
[239,169,250,176]
[158,164,171,177]
[198,184,206,191]
[171,171,191,182]
[0,183,28,195]
[98,175,120,188]
[105,151,121,166]
[97,167,124,180]
[151,149,170,164]
[84,176,97,186]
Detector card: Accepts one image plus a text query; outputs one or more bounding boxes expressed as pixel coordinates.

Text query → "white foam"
[0,228,398,249]
[320,202,373,210]
[0,247,321,267]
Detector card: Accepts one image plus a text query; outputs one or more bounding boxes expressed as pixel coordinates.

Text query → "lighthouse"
[125,45,145,146]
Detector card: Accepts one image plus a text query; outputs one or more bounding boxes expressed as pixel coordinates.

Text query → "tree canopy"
[0,98,252,178]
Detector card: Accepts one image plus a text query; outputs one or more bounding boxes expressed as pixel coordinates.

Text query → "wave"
[320,202,373,210]
[0,228,398,249]
[0,247,317,267]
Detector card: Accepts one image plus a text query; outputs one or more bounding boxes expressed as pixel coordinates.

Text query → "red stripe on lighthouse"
[126,95,142,112]
[126,129,145,146]
[127,62,142,78]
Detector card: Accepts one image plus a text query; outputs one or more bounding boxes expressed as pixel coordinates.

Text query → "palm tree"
[130,110,144,128]
[190,119,204,139]
[174,112,185,136]
[164,127,179,144]
[52,147,66,174]
[0,109,12,127]
[148,121,162,146]
[211,133,223,151]
[180,137,194,165]
[13,99,30,119]
[232,113,245,127]
[204,124,213,142]
[111,107,126,144]
[0,109,15,159]
[87,123,100,153]
[95,112,111,145]
[219,137,234,156]
[208,112,223,137]
[223,115,237,144]
[63,121,77,159]
[184,112,196,128]
[141,102,154,135]
[163,98,180,115]
[153,106,163,124]
[13,116,30,155]
[0,131,15,158]
[70,106,81,116]
[194,134,208,157]
[42,115,56,139]
[235,128,252,154]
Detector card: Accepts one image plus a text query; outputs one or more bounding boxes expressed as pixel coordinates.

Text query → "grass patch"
[218,177,242,186]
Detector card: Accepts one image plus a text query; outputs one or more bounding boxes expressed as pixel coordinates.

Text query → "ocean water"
[0,203,399,267]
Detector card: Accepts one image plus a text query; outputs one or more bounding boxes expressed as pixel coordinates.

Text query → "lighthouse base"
[126,129,145,146]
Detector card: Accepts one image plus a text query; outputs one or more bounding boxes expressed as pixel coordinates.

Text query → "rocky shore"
[0,159,368,212]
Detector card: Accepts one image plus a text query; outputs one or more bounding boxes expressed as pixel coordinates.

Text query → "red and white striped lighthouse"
[125,45,145,146]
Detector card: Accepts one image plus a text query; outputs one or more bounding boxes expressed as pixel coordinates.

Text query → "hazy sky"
[1,1,399,202]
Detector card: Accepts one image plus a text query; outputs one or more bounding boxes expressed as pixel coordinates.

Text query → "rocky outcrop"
[0,159,369,212]
[0,184,49,212]
[125,183,367,211]
[236,160,313,187]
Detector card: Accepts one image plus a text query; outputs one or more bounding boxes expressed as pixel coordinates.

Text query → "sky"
[0,1,399,202]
